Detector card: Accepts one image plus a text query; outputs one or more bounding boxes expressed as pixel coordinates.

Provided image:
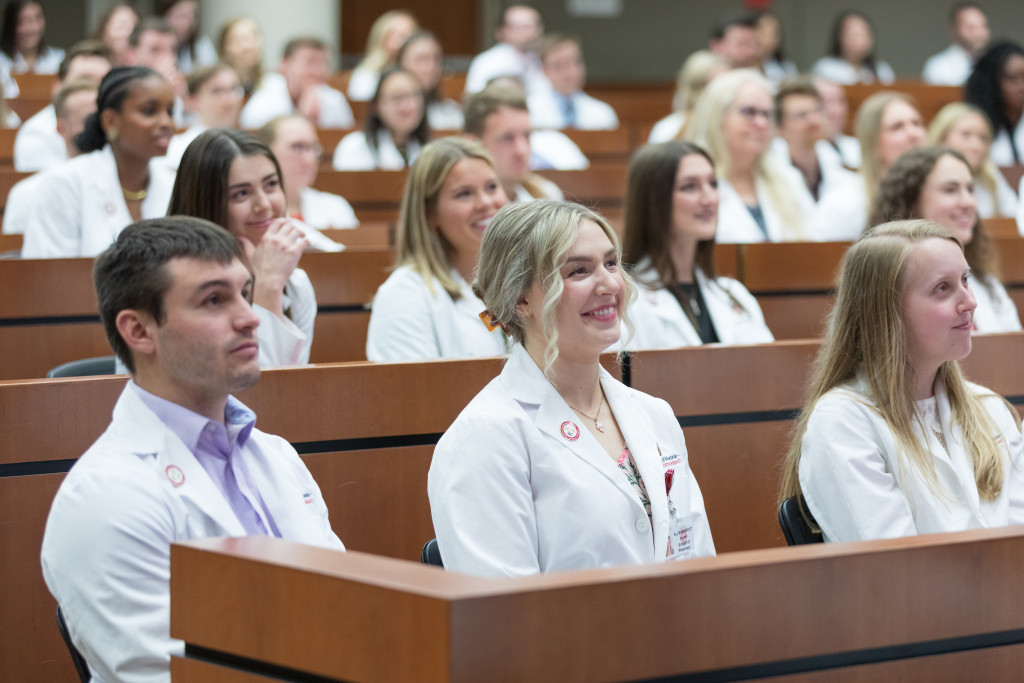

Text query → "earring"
[107,128,119,143]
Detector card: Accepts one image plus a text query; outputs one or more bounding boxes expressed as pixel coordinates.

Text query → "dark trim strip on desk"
[186,628,1024,683]
[656,627,1024,682]
[678,408,799,428]
[0,314,100,327]
[292,432,443,455]
[749,288,834,298]
[315,304,370,314]
[0,458,78,477]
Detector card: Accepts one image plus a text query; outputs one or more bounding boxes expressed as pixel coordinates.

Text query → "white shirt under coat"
[464,42,549,95]
[527,89,619,130]
[647,111,686,144]
[13,104,65,172]
[331,129,421,171]
[529,129,589,170]
[428,344,716,577]
[970,273,1022,333]
[366,264,508,362]
[20,146,176,258]
[812,56,895,85]
[799,375,1024,542]
[240,72,355,129]
[923,44,973,86]
[41,383,343,683]
[626,263,774,349]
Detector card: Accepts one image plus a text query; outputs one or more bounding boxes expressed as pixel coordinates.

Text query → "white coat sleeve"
[41,467,180,683]
[21,167,83,258]
[798,396,918,542]
[365,269,443,361]
[255,269,316,367]
[982,395,1024,526]
[428,410,541,577]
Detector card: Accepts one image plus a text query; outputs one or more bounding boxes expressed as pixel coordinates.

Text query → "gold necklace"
[122,186,147,201]
[569,390,606,433]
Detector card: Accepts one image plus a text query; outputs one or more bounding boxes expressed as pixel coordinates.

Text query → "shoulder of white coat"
[435,375,532,455]
[808,383,879,424]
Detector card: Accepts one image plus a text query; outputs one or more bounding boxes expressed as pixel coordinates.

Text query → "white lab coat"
[647,112,687,143]
[299,186,359,229]
[0,44,64,74]
[428,344,716,577]
[464,42,548,95]
[512,175,564,202]
[989,116,1024,167]
[20,146,176,258]
[922,44,973,86]
[366,264,508,361]
[346,66,379,101]
[240,72,354,129]
[811,56,895,85]
[976,170,1018,219]
[427,98,463,130]
[2,168,45,234]
[771,138,867,241]
[163,124,206,169]
[40,383,344,683]
[257,268,317,367]
[762,58,798,84]
[175,36,217,75]
[529,129,589,170]
[527,89,619,130]
[817,135,862,170]
[971,273,1022,333]
[331,129,421,171]
[715,174,804,243]
[799,375,1024,542]
[13,103,65,172]
[626,264,773,349]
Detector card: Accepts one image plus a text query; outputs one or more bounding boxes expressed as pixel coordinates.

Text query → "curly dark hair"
[964,41,1024,164]
[870,145,997,282]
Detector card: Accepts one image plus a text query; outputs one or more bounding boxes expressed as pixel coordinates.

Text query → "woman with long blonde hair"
[685,68,806,242]
[780,220,1024,542]
[347,9,418,101]
[928,102,1019,219]
[854,91,926,214]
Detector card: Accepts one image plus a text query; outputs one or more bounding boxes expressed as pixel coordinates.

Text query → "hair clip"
[479,310,503,332]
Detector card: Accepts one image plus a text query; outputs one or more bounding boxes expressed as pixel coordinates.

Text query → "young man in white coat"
[527,35,618,131]
[922,3,990,86]
[41,217,344,683]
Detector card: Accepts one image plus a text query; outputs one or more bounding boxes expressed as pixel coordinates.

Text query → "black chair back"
[421,538,443,567]
[778,495,824,546]
[56,606,91,682]
[46,356,117,378]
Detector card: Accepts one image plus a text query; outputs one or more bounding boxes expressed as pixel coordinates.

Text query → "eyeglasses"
[783,106,824,122]
[207,85,245,99]
[289,142,323,156]
[382,91,424,106]
[733,106,773,122]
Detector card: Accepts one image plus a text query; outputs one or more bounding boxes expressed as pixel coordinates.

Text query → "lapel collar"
[933,379,982,513]
[114,384,247,536]
[503,346,638,499]
[634,261,702,347]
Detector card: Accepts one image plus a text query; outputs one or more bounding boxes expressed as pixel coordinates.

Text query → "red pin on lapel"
[560,421,580,441]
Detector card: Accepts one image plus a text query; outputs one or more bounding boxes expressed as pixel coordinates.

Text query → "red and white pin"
[165,465,185,487]
[560,420,580,441]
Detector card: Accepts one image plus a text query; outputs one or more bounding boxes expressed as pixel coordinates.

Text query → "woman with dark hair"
[91,2,137,67]
[398,30,462,130]
[756,12,796,83]
[0,0,62,74]
[965,41,1024,166]
[158,0,216,74]
[870,145,1021,332]
[812,10,894,85]
[622,141,772,348]
[22,66,176,257]
[168,128,316,367]
[332,66,428,170]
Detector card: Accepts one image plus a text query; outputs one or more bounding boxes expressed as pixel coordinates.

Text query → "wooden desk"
[170,529,1024,681]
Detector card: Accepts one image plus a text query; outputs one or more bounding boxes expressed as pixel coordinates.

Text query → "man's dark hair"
[128,17,174,48]
[709,12,758,41]
[94,217,243,373]
[283,36,328,60]
[57,40,111,82]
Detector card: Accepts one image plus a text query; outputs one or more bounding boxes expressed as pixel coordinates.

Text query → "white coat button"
[635,517,650,533]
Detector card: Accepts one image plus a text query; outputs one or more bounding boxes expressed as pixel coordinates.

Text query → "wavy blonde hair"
[354,10,418,74]
[780,220,1011,513]
[855,91,920,212]
[473,200,636,376]
[684,68,805,239]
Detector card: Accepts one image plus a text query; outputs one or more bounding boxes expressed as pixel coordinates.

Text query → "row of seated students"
[41,203,1024,681]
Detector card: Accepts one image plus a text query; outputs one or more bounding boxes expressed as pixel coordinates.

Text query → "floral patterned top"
[617,445,652,529]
